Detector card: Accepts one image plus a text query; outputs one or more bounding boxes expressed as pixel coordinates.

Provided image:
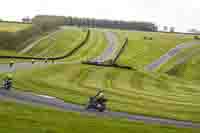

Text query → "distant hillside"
[0,22,32,32]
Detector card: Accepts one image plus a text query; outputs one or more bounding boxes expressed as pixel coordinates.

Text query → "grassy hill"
[0,26,200,132]
[0,22,32,32]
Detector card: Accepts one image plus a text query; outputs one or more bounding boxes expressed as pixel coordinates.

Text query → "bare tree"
[163,26,168,31]
[22,17,31,23]
[188,28,200,33]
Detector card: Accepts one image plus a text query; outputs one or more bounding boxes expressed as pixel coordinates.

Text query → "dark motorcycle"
[3,79,12,90]
[86,91,107,112]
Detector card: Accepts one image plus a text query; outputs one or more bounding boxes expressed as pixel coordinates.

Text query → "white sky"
[0,0,199,32]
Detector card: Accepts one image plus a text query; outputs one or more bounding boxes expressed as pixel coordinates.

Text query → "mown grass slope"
[7,63,200,122]
[27,27,85,57]
[117,31,194,69]
[0,100,198,133]
[164,53,200,81]
[0,22,32,32]
[62,29,107,62]
[178,54,200,81]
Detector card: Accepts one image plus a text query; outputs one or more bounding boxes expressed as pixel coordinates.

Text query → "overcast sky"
[0,0,199,32]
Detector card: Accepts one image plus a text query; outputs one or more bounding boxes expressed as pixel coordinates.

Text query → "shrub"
[144,36,153,40]
[194,36,199,40]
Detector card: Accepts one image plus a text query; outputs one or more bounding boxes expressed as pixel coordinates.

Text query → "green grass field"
[1,100,199,133]
[178,54,200,81]
[0,22,32,32]
[0,49,19,56]
[117,31,194,69]
[7,63,200,123]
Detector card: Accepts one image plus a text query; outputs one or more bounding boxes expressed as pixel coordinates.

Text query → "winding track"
[0,89,200,128]
[145,41,200,71]
[90,31,118,63]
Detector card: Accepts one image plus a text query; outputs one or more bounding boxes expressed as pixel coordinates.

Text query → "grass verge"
[0,100,199,133]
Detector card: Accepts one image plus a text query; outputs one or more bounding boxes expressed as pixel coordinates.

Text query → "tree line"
[32,15,158,31]
[65,17,157,31]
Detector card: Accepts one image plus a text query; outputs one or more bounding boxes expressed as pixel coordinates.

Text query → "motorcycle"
[86,91,107,112]
[3,79,12,90]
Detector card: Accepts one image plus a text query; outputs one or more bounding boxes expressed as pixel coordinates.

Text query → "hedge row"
[65,17,157,31]
[82,61,132,70]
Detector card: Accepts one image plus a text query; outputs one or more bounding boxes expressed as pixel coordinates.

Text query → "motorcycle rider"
[95,90,107,108]
[9,60,14,68]
[31,59,35,64]
[86,90,108,112]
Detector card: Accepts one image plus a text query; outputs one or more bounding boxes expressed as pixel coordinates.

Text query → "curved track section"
[145,41,200,71]
[90,31,118,63]
[171,48,200,66]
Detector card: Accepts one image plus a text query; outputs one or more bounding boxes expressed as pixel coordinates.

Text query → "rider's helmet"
[99,92,104,98]
[10,60,14,64]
